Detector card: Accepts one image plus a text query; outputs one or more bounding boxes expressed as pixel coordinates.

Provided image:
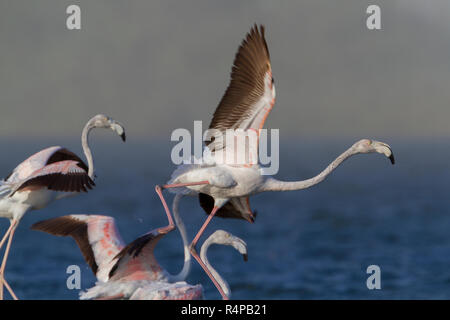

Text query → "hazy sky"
[1,0,449,140]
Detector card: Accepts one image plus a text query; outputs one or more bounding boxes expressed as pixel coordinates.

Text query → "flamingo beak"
[382,144,395,165]
[109,120,126,142]
[373,141,395,165]
[229,235,248,262]
[389,153,395,165]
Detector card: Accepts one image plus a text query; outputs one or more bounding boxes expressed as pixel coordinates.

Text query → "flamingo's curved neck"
[199,238,230,298]
[259,147,355,192]
[167,194,191,282]
[81,120,95,179]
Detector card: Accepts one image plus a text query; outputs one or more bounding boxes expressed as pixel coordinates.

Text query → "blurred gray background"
[0,0,449,140]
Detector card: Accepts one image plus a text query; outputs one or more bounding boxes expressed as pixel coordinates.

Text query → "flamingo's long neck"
[259,147,355,192]
[199,238,230,298]
[81,120,95,179]
[167,194,191,282]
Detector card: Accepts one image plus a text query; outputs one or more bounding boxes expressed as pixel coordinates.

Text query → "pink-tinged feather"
[82,215,126,282]
[12,160,94,195]
[5,146,63,182]
[31,215,124,282]
[108,229,168,282]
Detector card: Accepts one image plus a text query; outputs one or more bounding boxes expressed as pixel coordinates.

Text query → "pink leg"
[189,206,229,300]
[0,220,16,250]
[154,181,210,234]
[154,185,176,234]
[0,222,18,300]
[2,278,17,300]
[156,181,228,299]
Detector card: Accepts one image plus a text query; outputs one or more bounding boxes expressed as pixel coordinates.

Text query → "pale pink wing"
[205,25,275,165]
[11,160,94,195]
[5,146,62,182]
[5,146,89,183]
[31,215,125,282]
[108,229,168,282]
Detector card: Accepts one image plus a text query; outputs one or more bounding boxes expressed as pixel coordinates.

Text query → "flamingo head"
[91,114,126,142]
[210,230,248,262]
[352,139,395,164]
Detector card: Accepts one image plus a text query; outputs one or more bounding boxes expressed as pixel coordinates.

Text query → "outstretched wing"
[206,25,275,163]
[5,146,88,183]
[31,215,125,282]
[11,160,94,195]
[108,229,168,282]
[199,193,256,223]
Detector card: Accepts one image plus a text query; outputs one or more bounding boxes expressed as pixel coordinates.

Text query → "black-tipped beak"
[243,253,248,262]
[389,153,395,165]
[120,132,126,142]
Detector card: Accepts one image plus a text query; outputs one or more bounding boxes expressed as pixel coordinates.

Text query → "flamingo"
[154,25,396,299]
[0,114,125,299]
[129,230,246,300]
[31,194,248,300]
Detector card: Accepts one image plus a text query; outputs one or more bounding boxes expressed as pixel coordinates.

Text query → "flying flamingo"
[154,25,396,299]
[31,194,248,300]
[0,114,125,300]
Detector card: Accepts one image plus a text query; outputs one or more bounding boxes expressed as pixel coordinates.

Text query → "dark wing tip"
[243,253,248,262]
[31,216,98,275]
[31,216,80,235]
[109,232,160,279]
[87,175,95,189]
[247,23,269,57]
[120,132,126,142]
[16,169,96,195]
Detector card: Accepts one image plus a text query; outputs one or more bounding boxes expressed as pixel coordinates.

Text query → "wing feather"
[11,160,94,195]
[208,24,274,133]
[108,230,167,281]
[32,215,125,282]
[31,216,99,275]
[5,147,89,183]
[206,25,275,164]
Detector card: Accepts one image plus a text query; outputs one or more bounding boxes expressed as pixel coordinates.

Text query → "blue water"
[1,138,450,300]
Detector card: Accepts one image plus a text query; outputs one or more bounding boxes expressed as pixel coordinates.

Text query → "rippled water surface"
[1,138,450,299]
